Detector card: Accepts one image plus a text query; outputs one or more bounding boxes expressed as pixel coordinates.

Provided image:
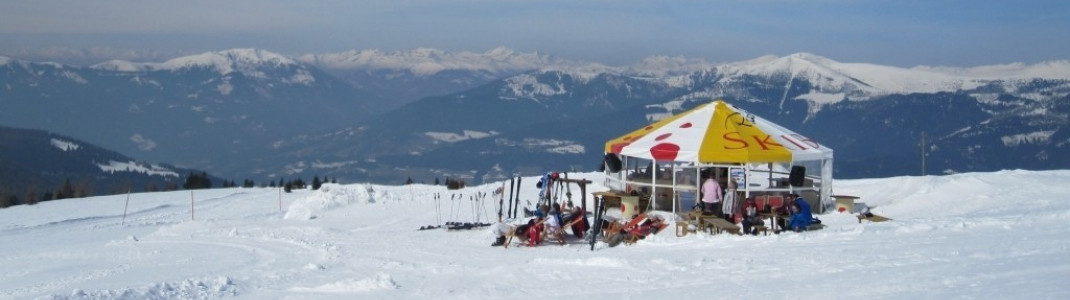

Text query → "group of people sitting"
[491,201,672,248]
[491,202,589,248]
[739,193,815,235]
[706,191,816,236]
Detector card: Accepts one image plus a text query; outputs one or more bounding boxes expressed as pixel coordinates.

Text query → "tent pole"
[650,161,656,212]
[746,163,752,199]
[671,163,677,215]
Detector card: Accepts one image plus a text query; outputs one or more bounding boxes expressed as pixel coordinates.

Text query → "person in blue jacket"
[786,193,813,232]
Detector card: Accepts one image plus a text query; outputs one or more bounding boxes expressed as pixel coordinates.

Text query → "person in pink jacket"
[700,173,722,217]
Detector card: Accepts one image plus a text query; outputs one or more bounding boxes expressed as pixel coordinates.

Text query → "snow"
[60,70,88,84]
[156,49,298,76]
[502,73,569,100]
[51,138,81,151]
[1001,131,1056,146]
[424,130,499,143]
[86,49,315,85]
[297,47,563,75]
[216,81,234,96]
[91,60,149,72]
[717,53,1070,104]
[546,144,585,154]
[1,169,1067,299]
[95,160,180,177]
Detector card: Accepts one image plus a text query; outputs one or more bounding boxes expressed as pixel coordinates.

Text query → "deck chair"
[605,214,667,247]
[767,196,784,211]
[754,195,767,211]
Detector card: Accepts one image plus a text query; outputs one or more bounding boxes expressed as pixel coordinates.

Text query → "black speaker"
[789,166,806,187]
[603,153,623,173]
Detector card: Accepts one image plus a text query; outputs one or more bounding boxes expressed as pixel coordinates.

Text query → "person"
[542,204,565,245]
[561,205,588,238]
[491,222,516,247]
[700,173,723,216]
[786,193,813,232]
[740,197,762,235]
[721,177,738,221]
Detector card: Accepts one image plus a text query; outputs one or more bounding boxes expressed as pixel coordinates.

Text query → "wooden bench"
[703,217,742,235]
[752,225,769,236]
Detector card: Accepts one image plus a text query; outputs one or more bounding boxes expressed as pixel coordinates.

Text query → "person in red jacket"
[740,197,763,235]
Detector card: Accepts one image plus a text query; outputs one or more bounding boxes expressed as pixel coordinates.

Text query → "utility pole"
[921,131,927,176]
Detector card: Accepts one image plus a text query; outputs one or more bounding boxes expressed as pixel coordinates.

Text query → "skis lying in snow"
[417,225,442,231]
[445,222,492,231]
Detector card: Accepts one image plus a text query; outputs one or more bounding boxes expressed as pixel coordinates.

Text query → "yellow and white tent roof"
[605,100,833,163]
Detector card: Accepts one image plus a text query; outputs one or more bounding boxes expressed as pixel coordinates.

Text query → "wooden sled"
[857,213,892,223]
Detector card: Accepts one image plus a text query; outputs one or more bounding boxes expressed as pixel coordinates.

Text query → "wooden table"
[760,212,787,232]
[697,216,742,235]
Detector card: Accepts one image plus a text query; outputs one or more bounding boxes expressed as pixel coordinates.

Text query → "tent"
[602,100,834,215]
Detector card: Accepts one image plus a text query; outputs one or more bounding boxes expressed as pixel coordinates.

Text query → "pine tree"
[25,185,39,205]
[74,181,91,198]
[164,180,178,191]
[0,188,13,208]
[202,172,212,189]
[55,179,75,200]
[312,176,322,190]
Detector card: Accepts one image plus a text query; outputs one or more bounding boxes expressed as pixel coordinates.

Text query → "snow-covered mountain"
[295,47,622,112]
[0,49,375,173]
[705,53,1070,109]
[274,53,1068,183]
[2,49,1067,183]
[297,47,569,75]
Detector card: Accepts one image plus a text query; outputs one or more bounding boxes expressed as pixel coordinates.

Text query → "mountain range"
[1,48,1067,184]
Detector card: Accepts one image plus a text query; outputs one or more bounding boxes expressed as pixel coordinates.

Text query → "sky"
[1,0,1068,67]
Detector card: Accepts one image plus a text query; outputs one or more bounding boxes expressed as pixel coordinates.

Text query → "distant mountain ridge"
[0,49,375,171]
[2,48,1067,184]
[0,126,219,206]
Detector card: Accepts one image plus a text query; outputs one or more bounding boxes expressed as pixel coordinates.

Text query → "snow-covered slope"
[1,170,1067,299]
[716,53,1070,102]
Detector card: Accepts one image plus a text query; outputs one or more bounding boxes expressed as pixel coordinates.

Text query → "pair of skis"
[498,176,523,221]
